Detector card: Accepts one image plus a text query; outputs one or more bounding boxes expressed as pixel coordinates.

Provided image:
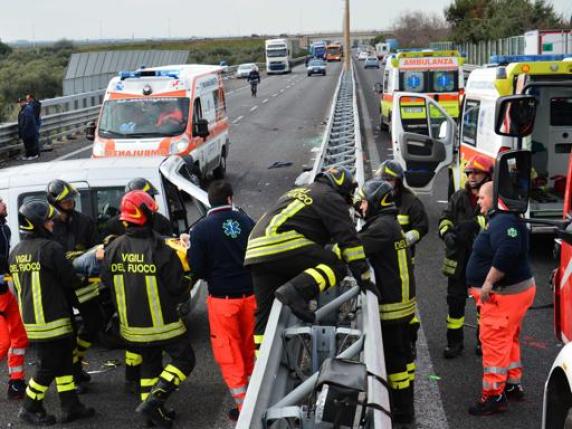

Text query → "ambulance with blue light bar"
[379,50,465,131]
[388,54,572,229]
[89,65,229,180]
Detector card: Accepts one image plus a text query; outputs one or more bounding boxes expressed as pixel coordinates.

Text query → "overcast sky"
[1,0,571,42]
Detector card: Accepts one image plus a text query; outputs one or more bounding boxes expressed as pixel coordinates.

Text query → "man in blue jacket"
[188,180,256,421]
[17,100,39,161]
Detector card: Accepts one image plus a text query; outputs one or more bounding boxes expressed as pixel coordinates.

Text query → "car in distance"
[358,51,369,61]
[236,63,259,78]
[307,58,327,76]
[364,56,380,69]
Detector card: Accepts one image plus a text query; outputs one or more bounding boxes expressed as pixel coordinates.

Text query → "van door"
[391,92,456,194]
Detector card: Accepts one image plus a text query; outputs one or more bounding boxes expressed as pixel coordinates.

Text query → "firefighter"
[357,179,416,425]
[439,155,491,358]
[188,180,256,421]
[103,178,173,237]
[102,178,173,395]
[466,181,535,415]
[0,197,28,399]
[100,191,195,428]
[244,166,375,356]
[46,179,101,390]
[374,159,428,357]
[9,200,95,425]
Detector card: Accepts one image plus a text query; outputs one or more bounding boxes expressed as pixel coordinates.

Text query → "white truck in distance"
[524,29,572,55]
[265,38,294,74]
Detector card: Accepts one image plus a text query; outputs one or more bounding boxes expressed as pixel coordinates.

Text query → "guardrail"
[238,62,392,429]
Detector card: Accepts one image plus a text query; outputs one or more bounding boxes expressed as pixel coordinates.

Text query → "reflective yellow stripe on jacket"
[379,246,415,321]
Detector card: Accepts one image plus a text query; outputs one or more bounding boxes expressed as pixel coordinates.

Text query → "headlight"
[169,136,190,154]
[92,141,105,157]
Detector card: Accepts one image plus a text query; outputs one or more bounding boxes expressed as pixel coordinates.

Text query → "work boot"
[274,282,315,323]
[228,407,240,421]
[18,406,57,426]
[145,407,177,427]
[136,379,177,429]
[468,393,507,416]
[443,343,463,359]
[8,379,27,400]
[60,402,96,423]
[504,383,525,401]
[74,363,92,383]
[475,342,482,356]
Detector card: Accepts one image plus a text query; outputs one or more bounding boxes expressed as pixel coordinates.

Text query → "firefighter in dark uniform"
[9,200,95,425]
[101,191,195,428]
[103,178,173,237]
[357,179,416,425]
[244,167,374,355]
[374,159,428,357]
[439,155,492,358]
[102,178,174,394]
[46,179,102,389]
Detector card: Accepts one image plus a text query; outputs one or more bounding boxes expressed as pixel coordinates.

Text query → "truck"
[309,40,327,61]
[325,42,343,62]
[524,29,572,56]
[265,38,295,74]
[375,39,399,60]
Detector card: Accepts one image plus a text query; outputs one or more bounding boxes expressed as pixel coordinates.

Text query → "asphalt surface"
[0,59,561,429]
[0,63,344,428]
[354,58,560,429]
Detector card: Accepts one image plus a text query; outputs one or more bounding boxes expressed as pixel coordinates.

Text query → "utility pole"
[343,0,350,71]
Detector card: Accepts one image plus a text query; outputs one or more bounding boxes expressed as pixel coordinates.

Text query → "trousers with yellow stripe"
[23,336,83,413]
[137,336,195,406]
[250,245,347,356]
[382,320,415,423]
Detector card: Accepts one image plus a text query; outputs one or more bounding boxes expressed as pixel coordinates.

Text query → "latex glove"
[404,230,420,247]
[179,233,190,249]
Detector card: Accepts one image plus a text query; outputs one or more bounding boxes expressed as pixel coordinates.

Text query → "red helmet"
[119,190,158,226]
[464,155,493,176]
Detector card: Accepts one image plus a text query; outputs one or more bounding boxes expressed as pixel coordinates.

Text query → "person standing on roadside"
[17,98,39,161]
[466,181,536,416]
[26,94,42,154]
[188,180,256,422]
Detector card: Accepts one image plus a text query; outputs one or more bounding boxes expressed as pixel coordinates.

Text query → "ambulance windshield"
[98,97,190,138]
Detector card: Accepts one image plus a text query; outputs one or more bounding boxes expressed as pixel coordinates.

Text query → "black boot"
[274,282,315,323]
[468,393,507,416]
[8,379,27,400]
[136,379,177,429]
[60,395,96,424]
[444,328,464,359]
[18,405,57,426]
[125,364,141,395]
[504,383,525,401]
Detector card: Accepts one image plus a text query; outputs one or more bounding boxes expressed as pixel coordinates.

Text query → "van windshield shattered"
[98,97,190,138]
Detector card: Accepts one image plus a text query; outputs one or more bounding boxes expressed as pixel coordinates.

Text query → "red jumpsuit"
[0,287,28,381]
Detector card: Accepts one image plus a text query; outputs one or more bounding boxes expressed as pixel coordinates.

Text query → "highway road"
[0,59,562,429]
[354,58,560,429]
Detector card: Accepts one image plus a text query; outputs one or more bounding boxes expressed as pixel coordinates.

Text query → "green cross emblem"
[507,227,518,238]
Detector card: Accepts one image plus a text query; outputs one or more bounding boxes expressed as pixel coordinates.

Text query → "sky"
[1,0,571,42]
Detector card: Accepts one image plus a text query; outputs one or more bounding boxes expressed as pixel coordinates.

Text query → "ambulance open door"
[390,93,456,194]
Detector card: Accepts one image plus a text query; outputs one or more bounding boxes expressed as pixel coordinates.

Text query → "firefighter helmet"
[359,179,394,218]
[18,199,58,234]
[125,178,158,197]
[317,166,357,202]
[46,179,78,208]
[464,155,493,189]
[375,160,404,181]
[119,190,158,226]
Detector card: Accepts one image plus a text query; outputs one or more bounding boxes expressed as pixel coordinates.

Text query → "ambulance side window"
[461,99,480,146]
[192,98,203,123]
[383,69,389,92]
[213,89,226,120]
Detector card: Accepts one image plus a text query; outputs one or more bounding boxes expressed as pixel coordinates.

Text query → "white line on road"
[272,93,278,97]
[250,105,258,112]
[437,200,448,204]
[279,89,285,93]
[262,99,269,104]
[54,145,92,161]
[232,116,244,124]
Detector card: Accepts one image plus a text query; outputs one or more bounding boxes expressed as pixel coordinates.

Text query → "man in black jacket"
[357,179,416,425]
[47,179,102,389]
[101,190,194,428]
[9,200,95,425]
[245,167,374,356]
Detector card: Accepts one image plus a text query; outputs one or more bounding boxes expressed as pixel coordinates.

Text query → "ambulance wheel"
[213,151,227,179]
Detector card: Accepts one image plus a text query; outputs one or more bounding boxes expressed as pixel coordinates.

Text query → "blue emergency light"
[490,54,569,65]
[118,69,180,80]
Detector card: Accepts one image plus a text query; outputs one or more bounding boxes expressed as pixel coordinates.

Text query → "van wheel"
[213,151,227,179]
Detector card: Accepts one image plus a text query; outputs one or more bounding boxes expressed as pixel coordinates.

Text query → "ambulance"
[379,50,465,131]
[88,65,230,180]
[389,54,572,229]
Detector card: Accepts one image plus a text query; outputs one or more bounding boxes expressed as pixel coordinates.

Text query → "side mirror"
[193,118,210,138]
[374,83,383,94]
[494,95,536,137]
[493,149,531,213]
[85,122,96,141]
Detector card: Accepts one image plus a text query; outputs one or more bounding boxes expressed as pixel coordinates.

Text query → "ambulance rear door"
[391,92,456,194]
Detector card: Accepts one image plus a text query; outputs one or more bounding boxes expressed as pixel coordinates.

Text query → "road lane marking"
[272,93,278,97]
[262,99,269,104]
[250,106,258,112]
[280,89,285,93]
[54,145,92,161]
[232,116,244,124]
